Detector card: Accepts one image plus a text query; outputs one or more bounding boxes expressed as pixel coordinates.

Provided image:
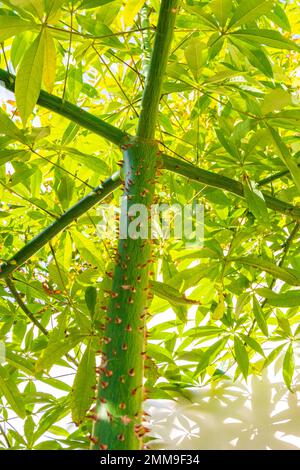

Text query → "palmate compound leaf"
[229,256,300,286]
[209,0,232,27]
[71,341,96,426]
[15,28,45,125]
[194,336,229,376]
[253,295,269,337]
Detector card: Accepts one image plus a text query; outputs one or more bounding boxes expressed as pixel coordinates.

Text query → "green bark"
[92,0,179,450]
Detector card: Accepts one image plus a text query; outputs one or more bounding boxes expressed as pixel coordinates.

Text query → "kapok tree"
[0,0,300,451]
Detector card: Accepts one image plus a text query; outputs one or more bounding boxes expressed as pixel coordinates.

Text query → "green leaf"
[231,39,273,77]
[262,89,292,114]
[253,295,268,337]
[0,364,26,418]
[122,0,144,27]
[228,0,274,29]
[256,288,300,308]
[79,0,114,9]
[243,180,269,222]
[231,29,300,51]
[43,30,56,93]
[194,336,228,376]
[283,344,294,392]
[210,0,232,26]
[0,109,26,142]
[71,229,104,268]
[0,14,36,41]
[184,38,207,79]
[71,342,96,425]
[151,280,199,306]
[234,336,249,379]
[230,256,300,286]
[36,332,82,372]
[85,286,97,318]
[268,126,300,195]
[15,28,45,125]
[240,334,265,357]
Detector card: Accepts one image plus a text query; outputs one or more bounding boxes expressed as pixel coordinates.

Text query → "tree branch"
[0,172,121,279]
[0,68,127,147]
[162,154,300,220]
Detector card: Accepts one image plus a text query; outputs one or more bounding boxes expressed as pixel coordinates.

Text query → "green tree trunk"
[92,0,179,451]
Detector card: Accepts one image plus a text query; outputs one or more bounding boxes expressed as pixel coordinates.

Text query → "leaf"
[0,14,36,41]
[212,298,225,320]
[71,230,104,268]
[194,337,228,376]
[210,0,232,26]
[283,344,294,392]
[79,0,115,9]
[11,0,44,19]
[240,334,265,357]
[0,364,26,418]
[230,256,300,286]
[234,336,249,379]
[15,29,45,125]
[231,29,300,51]
[256,288,300,308]
[184,38,207,79]
[151,280,199,306]
[43,30,56,93]
[36,332,82,372]
[85,286,97,318]
[233,40,273,77]
[71,342,96,425]
[5,349,35,375]
[253,295,268,337]
[122,0,144,27]
[0,109,26,142]
[243,180,269,222]
[262,89,292,114]
[228,0,274,29]
[45,0,66,21]
[268,127,300,195]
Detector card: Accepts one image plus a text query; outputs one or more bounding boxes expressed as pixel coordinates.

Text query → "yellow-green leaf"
[262,89,292,114]
[253,295,268,337]
[268,126,300,195]
[11,0,44,19]
[0,364,26,418]
[36,332,82,372]
[234,336,249,379]
[71,342,96,425]
[43,30,56,93]
[283,344,294,392]
[228,0,274,29]
[0,109,26,142]
[15,29,45,125]
[184,38,207,79]
[210,0,232,26]
[0,15,36,41]
[151,280,199,306]
[230,255,300,286]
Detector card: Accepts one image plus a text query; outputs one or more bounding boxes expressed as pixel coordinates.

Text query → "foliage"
[0,0,300,449]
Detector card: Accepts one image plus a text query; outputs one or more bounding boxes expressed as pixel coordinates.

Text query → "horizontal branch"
[162,154,300,220]
[0,172,121,279]
[0,69,127,147]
